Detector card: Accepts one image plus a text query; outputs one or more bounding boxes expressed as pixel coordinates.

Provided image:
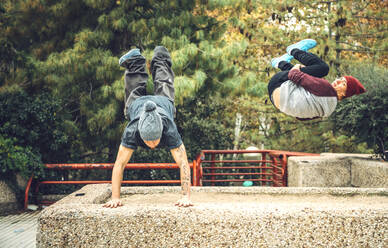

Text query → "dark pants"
[267,49,329,104]
[123,46,175,118]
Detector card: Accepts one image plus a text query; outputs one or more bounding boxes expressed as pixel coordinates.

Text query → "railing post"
[195,152,204,186]
[24,175,34,210]
[271,156,277,187]
[261,152,267,186]
[210,154,216,186]
[281,154,288,186]
[192,160,197,186]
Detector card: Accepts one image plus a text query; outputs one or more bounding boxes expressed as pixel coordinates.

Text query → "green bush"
[0,87,71,163]
[0,136,43,179]
[331,63,388,160]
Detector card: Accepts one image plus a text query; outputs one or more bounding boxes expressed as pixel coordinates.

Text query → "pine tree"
[1,0,245,162]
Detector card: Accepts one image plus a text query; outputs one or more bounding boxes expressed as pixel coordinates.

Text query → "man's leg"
[271,53,294,70]
[150,46,175,103]
[290,48,329,78]
[121,49,149,119]
[278,61,294,71]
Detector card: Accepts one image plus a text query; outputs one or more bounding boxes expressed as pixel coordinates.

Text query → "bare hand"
[103,198,123,208]
[291,64,304,71]
[175,196,193,207]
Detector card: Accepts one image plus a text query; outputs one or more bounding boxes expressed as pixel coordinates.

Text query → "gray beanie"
[138,101,163,141]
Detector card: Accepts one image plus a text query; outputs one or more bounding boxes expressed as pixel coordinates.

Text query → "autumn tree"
[203,0,386,153]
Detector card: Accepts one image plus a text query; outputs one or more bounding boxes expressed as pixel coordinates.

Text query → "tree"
[331,63,388,160]
[0,86,71,163]
[1,0,244,165]
[204,0,387,154]
[1,0,386,168]
[259,0,388,73]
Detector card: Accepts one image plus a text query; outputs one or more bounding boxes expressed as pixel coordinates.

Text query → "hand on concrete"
[103,198,123,208]
[175,196,193,207]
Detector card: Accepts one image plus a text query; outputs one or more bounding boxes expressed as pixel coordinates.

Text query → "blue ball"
[242,181,253,187]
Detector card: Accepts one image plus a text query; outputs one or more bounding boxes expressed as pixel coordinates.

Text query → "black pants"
[123,46,175,118]
[267,49,329,104]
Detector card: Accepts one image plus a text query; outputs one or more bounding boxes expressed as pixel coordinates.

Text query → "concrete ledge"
[288,153,388,187]
[37,185,388,247]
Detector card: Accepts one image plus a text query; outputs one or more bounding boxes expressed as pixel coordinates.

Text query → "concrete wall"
[0,174,33,214]
[288,153,388,187]
[351,158,388,187]
[37,185,388,248]
[0,180,19,214]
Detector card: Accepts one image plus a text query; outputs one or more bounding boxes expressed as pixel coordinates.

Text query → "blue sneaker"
[286,39,317,55]
[119,48,142,67]
[271,53,294,68]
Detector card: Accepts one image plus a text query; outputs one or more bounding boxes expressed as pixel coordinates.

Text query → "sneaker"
[271,53,294,68]
[119,48,142,67]
[286,39,317,55]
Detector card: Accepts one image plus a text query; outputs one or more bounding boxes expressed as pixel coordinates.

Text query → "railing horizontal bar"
[38,180,181,184]
[200,150,272,154]
[202,179,272,182]
[200,150,318,156]
[203,173,272,176]
[122,180,180,184]
[200,160,271,163]
[44,163,193,170]
[202,166,273,170]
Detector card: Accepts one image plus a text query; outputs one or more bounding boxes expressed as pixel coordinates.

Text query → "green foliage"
[0,87,71,163]
[14,0,240,165]
[223,95,373,155]
[0,0,386,187]
[177,96,234,160]
[0,136,43,179]
[322,132,372,154]
[331,63,388,160]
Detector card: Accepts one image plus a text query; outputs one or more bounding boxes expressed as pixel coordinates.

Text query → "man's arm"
[170,143,193,207]
[103,145,134,208]
[288,68,337,97]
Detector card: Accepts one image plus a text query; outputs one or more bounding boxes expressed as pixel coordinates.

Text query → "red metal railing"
[24,150,318,209]
[24,162,195,209]
[195,150,318,187]
[269,151,318,186]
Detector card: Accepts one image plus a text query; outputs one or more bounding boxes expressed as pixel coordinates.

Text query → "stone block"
[288,156,351,187]
[351,158,388,187]
[288,154,388,188]
[0,180,19,214]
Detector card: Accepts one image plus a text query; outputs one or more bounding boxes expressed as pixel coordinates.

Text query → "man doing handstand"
[103,46,193,208]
